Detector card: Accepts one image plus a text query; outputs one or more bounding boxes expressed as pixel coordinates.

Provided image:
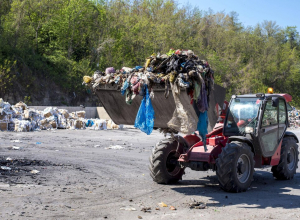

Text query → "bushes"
[0,0,299,105]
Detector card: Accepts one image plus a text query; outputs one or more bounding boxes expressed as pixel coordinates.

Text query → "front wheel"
[149,138,185,184]
[272,137,299,180]
[216,141,255,192]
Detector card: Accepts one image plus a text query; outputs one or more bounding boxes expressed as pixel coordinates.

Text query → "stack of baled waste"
[0,98,120,132]
[83,49,214,150]
[288,106,300,128]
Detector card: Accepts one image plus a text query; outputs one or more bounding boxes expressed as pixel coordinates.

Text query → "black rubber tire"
[271,137,299,180]
[149,138,184,184]
[216,141,255,193]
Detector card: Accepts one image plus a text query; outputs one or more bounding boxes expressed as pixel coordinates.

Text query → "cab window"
[262,100,278,127]
[278,99,287,124]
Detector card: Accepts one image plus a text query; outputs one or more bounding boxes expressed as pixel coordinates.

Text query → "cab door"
[258,99,280,157]
[278,98,288,141]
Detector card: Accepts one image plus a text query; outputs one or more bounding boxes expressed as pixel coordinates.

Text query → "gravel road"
[0,128,300,220]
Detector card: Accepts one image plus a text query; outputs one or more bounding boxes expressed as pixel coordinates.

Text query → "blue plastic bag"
[134,86,155,135]
[86,119,94,127]
[197,111,208,151]
[135,66,143,70]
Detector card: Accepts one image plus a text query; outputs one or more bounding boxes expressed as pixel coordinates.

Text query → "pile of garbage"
[83,49,214,149]
[289,106,300,128]
[83,49,214,103]
[0,98,120,132]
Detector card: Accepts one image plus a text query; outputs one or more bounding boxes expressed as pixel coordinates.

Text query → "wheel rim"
[287,147,296,171]
[166,151,181,176]
[236,154,251,183]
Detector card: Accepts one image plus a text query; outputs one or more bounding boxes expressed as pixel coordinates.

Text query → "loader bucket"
[94,84,226,132]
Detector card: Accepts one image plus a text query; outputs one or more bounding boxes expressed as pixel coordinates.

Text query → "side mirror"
[245,126,254,134]
[272,97,279,107]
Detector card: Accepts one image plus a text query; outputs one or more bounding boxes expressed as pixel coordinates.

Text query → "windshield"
[224,97,262,135]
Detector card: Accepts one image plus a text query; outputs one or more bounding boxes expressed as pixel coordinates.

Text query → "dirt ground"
[0,128,300,220]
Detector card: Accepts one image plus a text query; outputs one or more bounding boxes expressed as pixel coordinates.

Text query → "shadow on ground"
[171,170,300,209]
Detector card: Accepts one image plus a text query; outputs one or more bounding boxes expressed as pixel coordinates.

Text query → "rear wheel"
[149,138,184,184]
[272,137,299,180]
[216,141,255,192]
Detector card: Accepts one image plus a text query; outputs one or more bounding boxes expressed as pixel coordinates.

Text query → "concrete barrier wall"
[29,106,111,120]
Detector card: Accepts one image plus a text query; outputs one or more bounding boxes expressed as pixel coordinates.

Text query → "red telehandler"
[95,85,299,192]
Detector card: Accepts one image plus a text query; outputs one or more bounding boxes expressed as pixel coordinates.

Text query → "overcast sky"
[176,0,300,33]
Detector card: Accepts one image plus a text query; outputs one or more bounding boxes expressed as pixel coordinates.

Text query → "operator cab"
[223,92,290,157]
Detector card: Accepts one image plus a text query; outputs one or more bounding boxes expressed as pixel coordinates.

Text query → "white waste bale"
[15,120,32,132]
[43,107,54,118]
[76,111,85,118]
[107,119,119,129]
[58,109,69,119]
[93,119,107,130]
[57,115,67,129]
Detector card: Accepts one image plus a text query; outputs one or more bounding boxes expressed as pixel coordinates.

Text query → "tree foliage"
[0,0,300,106]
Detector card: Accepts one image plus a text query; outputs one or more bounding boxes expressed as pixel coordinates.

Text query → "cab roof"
[233,93,292,103]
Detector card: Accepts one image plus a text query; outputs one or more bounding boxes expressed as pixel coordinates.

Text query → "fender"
[284,131,299,143]
[183,134,201,148]
[173,135,190,150]
[228,136,255,154]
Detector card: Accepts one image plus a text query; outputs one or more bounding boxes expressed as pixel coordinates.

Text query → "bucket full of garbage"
[83,49,226,136]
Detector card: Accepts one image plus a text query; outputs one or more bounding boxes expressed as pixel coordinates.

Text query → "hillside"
[0,0,299,106]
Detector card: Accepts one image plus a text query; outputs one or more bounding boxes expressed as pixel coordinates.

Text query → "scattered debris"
[30,170,40,174]
[1,166,12,170]
[141,207,151,213]
[120,207,137,211]
[12,146,21,150]
[138,216,143,219]
[158,202,168,207]
[169,206,176,210]
[189,201,207,209]
[11,140,22,143]
[105,145,125,150]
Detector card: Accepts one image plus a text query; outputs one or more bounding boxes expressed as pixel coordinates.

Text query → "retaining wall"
[29,106,111,120]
